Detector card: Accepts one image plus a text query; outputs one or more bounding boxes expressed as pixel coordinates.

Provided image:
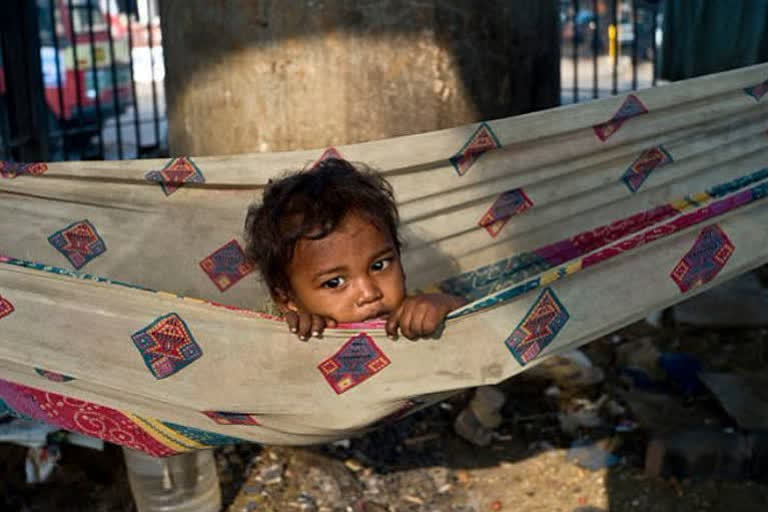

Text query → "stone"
[672,272,768,327]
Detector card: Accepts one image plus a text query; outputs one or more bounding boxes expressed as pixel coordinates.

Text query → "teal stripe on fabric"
[707,167,768,198]
[450,176,768,320]
[1,257,156,292]
[162,422,245,446]
[445,167,768,314]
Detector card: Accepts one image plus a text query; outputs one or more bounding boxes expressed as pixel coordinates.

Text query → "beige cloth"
[1,64,768,449]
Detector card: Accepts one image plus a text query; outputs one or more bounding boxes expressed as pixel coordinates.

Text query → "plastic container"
[453,386,507,446]
[122,447,221,512]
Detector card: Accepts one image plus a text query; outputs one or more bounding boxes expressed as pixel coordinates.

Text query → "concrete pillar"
[160,0,559,155]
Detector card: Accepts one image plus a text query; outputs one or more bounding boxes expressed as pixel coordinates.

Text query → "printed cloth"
[2,64,768,455]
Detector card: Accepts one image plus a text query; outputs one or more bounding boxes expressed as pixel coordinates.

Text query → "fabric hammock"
[2,63,768,456]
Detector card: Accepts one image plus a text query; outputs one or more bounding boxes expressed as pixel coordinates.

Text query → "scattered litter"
[0,418,59,447]
[403,495,423,505]
[25,444,61,484]
[567,440,620,471]
[456,469,471,484]
[332,439,351,449]
[558,396,607,435]
[260,463,283,485]
[658,352,703,395]
[528,440,555,453]
[605,399,626,417]
[616,337,665,388]
[296,493,318,512]
[614,420,639,433]
[344,459,363,472]
[403,433,440,447]
[644,309,664,328]
[526,349,604,387]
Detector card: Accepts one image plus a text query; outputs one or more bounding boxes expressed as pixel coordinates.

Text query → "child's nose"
[356,278,383,306]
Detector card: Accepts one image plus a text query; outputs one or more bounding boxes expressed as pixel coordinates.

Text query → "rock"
[427,467,450,489]
[672,272,768,327]
[306,466,343,504]
[469,387,506,429]
[354,501,388,512]
[454,386,507,445]
[454,408,494,447]
[645,429,761,479]
[699,372,768,430]
[617,389,717,432]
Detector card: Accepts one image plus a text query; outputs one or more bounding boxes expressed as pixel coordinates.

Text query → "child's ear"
[273,288,299,313]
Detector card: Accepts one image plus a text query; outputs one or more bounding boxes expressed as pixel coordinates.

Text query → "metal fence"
[0,0,664,163]
[559,0,663,105]
[0,0,166,162]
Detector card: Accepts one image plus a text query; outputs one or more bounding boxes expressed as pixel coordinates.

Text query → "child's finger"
[285,311,299,334]
[310,315,325,338]
[297,311,313,341]
[410,303,432,340]
[399,303,419,340]
[420,309,441,337]
[385,307,402,339]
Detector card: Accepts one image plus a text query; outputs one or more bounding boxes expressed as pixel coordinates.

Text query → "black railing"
[1,0,662,163]
[560,0,663,105]
[0,0,167,162]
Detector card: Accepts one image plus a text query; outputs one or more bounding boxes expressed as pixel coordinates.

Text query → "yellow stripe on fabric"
[670,198,693,211]
[691,192,711,204]
[540,261,582,286]
[539,269,559,286]
[127,414,207,452]
[671,192,713,212]
[565,261,583,275]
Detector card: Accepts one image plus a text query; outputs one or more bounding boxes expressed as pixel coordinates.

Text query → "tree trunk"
[160,0,559,155]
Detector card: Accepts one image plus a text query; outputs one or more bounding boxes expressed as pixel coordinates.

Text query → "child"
[244,158,466,341]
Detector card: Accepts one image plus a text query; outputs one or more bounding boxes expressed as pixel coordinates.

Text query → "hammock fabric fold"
[2,64,768,455]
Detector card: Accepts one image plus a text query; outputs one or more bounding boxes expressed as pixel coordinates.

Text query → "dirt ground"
[3,304,768,511]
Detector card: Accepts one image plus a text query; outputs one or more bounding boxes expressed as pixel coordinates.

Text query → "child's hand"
[284,311,337,341]
[385,293,467,341]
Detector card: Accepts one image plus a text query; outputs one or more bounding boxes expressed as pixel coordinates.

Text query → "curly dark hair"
[244,158,401,298]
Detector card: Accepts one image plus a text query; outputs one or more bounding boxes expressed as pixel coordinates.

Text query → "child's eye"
[322,276,345,289]
[371,258,392,272]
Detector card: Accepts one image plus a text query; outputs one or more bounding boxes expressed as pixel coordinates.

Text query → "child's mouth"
[362,311,389,322]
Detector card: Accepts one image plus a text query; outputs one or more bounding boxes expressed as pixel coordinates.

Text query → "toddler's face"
[279,212,405,323]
